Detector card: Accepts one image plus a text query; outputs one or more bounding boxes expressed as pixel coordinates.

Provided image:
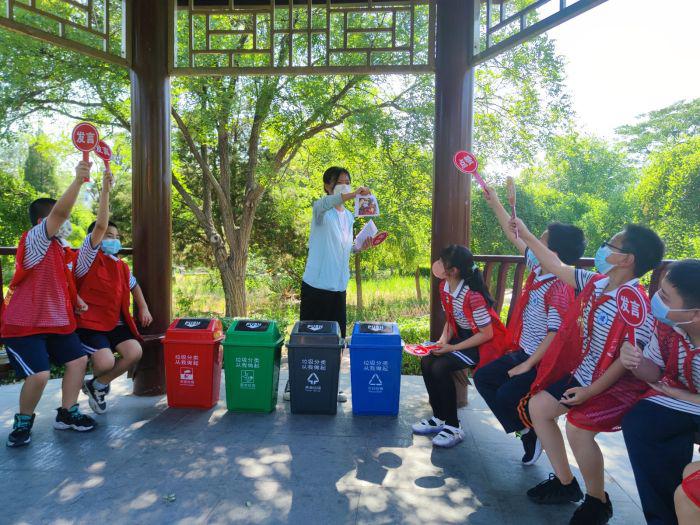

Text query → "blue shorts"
[77,325,136,354]
[544,374,583,408]
[2,333,87,379]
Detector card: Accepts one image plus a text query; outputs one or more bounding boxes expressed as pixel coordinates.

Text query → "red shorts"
[682,469,700,508]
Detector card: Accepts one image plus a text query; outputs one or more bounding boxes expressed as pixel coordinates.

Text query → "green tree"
[0,169,37,246]
[616,99,700,157]
[632,136,700,258]
[23,133,60,195]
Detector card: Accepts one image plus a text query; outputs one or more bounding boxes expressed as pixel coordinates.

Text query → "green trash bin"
[223,319,283,413]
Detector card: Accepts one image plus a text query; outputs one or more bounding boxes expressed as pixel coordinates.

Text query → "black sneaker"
[527,474,584,504]
[54,404,96,432]
[283,380,291,401]
[6,413,35,448]
[520,429,543,465]
[569,493,613,525]
[82,378,108,414]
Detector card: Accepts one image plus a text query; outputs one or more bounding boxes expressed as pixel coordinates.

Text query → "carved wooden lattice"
[0,0,127,65]
[171,0,435,76]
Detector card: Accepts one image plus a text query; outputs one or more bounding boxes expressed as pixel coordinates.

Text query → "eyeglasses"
[601,241,628,253]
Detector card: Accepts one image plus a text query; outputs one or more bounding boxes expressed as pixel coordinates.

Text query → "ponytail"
[440,244,495,309]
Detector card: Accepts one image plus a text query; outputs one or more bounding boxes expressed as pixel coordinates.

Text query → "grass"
[173,271,432,375]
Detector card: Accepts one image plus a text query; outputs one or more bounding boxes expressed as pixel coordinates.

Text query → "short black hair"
[28,198,57,226]
[547,222,586,265]
[620,224,665,277]
[322,166,350,191]
[666,259,700,309]
[87,220,118,234]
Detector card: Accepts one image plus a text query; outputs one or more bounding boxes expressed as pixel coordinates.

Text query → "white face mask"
[333,184,352,196]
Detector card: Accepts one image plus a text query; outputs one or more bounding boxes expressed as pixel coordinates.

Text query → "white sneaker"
[337,390,348,403]
[432,424,464,448]
[412,417,445,435]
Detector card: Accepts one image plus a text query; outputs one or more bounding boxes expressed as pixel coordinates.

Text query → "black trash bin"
[287,320,344,415]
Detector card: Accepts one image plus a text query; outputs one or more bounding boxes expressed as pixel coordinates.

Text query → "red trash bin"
[163,318,224,409]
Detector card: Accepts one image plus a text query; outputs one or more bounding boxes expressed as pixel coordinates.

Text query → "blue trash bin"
[349,322,403,416]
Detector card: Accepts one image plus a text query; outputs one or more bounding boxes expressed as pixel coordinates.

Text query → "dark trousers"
[473,350,536,434]
[420,342,476,427]
[300,281,347,338]
[622,400,700,525]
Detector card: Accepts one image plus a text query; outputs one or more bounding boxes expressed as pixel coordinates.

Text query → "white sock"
[520,428,530,435]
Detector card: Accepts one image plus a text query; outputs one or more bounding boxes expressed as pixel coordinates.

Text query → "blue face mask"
[101,239,122,256]
[651,292,695,328]
[526,249,539,269]
[594,245,615,275]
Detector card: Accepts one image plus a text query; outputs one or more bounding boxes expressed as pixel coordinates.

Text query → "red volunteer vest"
[1,231,76,337]
[518,274,649,432]
[439,280,509,370]
[641,323,699,398]
[76,251,140,339]
[505,271,573,352]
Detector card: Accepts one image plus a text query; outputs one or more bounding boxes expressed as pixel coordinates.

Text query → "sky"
[546,0,700,139]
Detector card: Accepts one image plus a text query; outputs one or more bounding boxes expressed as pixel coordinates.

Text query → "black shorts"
[2,332,86,379]
[77,325,136,354]
[544,374,583,408]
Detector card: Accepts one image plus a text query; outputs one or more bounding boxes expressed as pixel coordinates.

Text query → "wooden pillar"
[430,0,478,340]
[129,0,171,395]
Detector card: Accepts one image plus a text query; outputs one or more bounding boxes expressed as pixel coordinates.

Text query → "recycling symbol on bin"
[369,374,382,386]
[307,373,320,385]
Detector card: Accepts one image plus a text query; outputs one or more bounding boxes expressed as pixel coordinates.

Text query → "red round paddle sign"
[453,150,478,174]
[616,285,647,328]
[94,140,112,162]
[372,231,388,247]
[404,344,431,357]
[432,259,446,280]
[71,122,99,152]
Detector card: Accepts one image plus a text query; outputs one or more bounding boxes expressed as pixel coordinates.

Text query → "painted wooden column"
[129,0,171,395]
[430,0,478,339]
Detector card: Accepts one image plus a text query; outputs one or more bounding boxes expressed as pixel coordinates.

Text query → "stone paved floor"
[0,357,669,524]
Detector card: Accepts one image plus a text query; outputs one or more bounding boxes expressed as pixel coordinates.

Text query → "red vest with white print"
[76,251,140,338]
[1,232,76,337]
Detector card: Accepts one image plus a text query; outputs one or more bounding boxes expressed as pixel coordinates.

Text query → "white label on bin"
[301,359,327,371]
[305,372,321,393]
[362,359,390,373]
[240,369,255,390]
[246,322,262,329]
[175,354,200,367]
[234,357,260,369]
[368,373,383,393]
[179,367,195,387]
[307,324,324,331]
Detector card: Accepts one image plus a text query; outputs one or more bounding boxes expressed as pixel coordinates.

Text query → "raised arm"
[312,186,369,223]
[89,170,114,248]
[509,217,576,288]
[483,185,527,254]
[45,161,90,238]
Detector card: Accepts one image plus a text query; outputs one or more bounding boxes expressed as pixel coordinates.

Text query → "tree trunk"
[415,266,422,302]
[354,252,363,316]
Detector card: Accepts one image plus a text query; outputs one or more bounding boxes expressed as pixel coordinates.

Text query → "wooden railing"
[474,254,672,325]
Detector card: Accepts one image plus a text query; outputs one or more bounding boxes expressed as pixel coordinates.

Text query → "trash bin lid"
[163,318,224,344]
[349,322,402,348]
[288,320,343,348]
[223,319,282,347]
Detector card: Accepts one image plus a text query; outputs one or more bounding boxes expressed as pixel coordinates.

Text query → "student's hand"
[75,296,89,315]
[482,185,499,205]
[360,237,373,252]
[353,186,370,197]
[432,343,454,355]
[138,307,153,327]
[508,217,531,240]
[560,386,592,406]
[620,341,643,370]
[508,361,533,378]
[102,170,114,191]
[648,381,690,401]
[75,160,92,183]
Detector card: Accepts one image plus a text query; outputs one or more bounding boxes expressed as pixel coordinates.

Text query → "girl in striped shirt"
[412,245,507,448]
[511,218,664,525]
[620,259,700,525]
